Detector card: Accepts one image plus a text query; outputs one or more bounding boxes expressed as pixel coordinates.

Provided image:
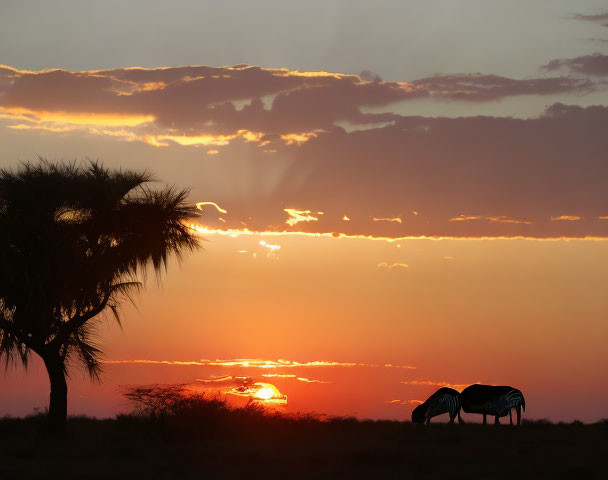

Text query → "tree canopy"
[0,161,199,429]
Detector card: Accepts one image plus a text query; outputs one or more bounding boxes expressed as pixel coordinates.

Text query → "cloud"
[410,73,593,101]
[385,399,423,406]
[193,102,604,238]
[377,262,409,269]
[0,64,416,144]
[284,208,321,227]
[2,64,608,238]
[543,53,608,76]
[551,215,582,222]
[0,63,597,150]
[195,375,239,384]
[359,70,383,83]
[571,12,608,26]
[400,380,475,391]
[449,215,534,225]
[261,374,331,384]
[196,201,228,214]
[373,217,402,223]
[102,357,415,369]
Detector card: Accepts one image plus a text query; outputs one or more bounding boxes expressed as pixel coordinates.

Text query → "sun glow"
[449,214,534,224]
[196,201,228,214]
[254,384,278,400]
[0,107,155,126]
[284,208,321,226]
[373,217,402,223]
[227,382,287,404]
[259,240,280,251]
[187,223,608,242]
[551,215,582,222]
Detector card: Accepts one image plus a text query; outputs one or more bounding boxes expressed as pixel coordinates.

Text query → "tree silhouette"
[0,161,199,431]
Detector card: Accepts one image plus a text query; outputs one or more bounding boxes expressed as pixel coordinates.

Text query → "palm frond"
[0,159,200,376]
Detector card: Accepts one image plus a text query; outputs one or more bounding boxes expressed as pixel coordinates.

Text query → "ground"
[0,414,605,479]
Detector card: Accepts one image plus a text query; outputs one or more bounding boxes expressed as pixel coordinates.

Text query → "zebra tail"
[521,395,526,412]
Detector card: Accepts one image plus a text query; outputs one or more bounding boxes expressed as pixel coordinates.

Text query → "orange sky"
[2,232,608,422]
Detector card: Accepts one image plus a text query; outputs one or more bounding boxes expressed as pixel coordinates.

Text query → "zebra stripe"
[412,387,462,425]
[461,384,526,425]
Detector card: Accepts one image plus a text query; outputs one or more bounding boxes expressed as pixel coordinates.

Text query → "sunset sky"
[1,0,608,423]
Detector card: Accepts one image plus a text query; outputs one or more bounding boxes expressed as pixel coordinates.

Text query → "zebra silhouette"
[411,387,463,424]
[460,384,525,425]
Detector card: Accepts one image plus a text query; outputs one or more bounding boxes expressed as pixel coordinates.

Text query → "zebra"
[411,387,463,425]
[460,384,526,425]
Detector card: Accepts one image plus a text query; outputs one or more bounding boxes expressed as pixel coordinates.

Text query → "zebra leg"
[509,408,513,426]
[483,413,487,425]
[495,415,500,425]
[458,412,464,424]
[516,404,522,426]
[449,411,455,424]
[425,415,431,426]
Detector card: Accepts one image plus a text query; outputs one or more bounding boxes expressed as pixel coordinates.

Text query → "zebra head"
[411,403,427,423]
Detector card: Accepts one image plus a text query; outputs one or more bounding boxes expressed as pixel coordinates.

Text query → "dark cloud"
[0,65,597,141]
[410,73,594,101]
[1,64,607,238]
[359,70,383,83]
[543,53,608,76]
[0,65,418,135]
[571,12,608,27]
[191,103,608,238]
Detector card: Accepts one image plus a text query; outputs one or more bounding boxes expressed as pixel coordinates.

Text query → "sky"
[1,1,608,423]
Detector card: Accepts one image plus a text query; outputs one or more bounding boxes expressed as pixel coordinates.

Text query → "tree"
[0,161,199,431]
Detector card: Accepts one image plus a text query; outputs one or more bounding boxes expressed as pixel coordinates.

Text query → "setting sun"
[253,383,284,402]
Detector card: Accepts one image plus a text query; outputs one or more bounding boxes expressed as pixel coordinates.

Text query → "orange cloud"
[280,132,318,145]
[261,374,330,384]
[284,209,321,227]
[449,215,534,224]
[196,201,228,214]
[551,215,582,222]
[377,262,409,269]
[373,217,402,223]
[0,106,155,127]
[385,399,423,406]
[188,223,608,244]
[400,380,479,391]
[102,357,416,369]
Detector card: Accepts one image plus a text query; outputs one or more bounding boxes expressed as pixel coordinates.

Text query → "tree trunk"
[42,352,67,434]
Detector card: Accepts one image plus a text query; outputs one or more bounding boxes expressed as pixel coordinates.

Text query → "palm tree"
[0,161,199,431]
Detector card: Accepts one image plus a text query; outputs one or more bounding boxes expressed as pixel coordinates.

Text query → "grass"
[0,388,605,479]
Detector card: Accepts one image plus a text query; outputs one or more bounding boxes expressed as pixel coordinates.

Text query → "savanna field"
[1,396,606,480]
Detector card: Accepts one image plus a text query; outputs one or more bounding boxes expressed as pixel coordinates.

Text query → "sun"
[252,383,285,402]
[254,385,277,400]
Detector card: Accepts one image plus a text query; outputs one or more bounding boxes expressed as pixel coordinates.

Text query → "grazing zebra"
[411,387,463,425]
[460,384,526,425]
